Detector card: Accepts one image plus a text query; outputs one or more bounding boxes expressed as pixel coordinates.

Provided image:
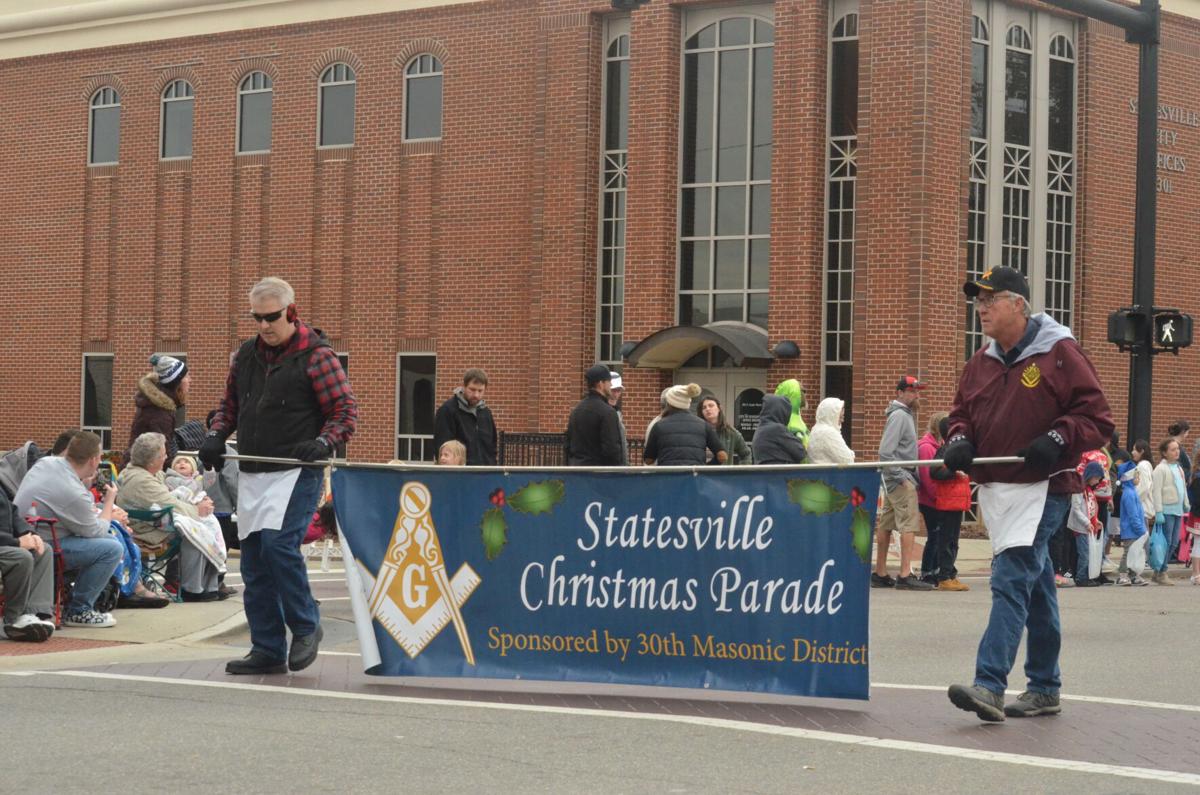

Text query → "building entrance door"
[674,369,768,443]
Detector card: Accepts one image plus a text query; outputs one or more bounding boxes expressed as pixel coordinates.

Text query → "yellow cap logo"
[1021,362,1041,388]
[357,482,479,663]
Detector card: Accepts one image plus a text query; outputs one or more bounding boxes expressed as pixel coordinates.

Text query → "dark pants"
[919,504,963,581]
[1049,516,1076,576]
[241,468,322,662]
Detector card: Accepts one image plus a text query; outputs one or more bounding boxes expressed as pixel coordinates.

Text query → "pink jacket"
[917,432,940,507]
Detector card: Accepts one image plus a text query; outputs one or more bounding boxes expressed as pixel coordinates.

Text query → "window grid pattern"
[237,71,273,154]
[160,79,194,159]
[965,17,990,357]
[89,87,121,165]
[404,54,444,141]
[1001,25,1031,277]
[679,17,774,333]
[1044,35,1076,327]
[598,34,629,366]
[395,355,436,462]
[824,13,858,369]
[319,63,357,148]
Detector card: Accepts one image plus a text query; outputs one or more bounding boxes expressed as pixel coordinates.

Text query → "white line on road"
[873,682,1200,714]
[15,670,1200,787]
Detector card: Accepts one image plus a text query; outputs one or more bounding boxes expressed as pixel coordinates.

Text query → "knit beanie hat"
[152,354,187,386]
[664,383,702,411]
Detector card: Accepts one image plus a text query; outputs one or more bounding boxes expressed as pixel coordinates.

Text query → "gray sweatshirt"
[13,455,109,541]
[879,400,918,492]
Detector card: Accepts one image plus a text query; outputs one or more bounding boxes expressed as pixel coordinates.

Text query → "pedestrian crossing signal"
[1154,312,1192,349]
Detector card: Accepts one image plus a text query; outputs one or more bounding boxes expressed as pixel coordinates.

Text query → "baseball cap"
[609,372,623,390]
[895,375,927,392]
[585,363,613,386]
[963,266,1030,300]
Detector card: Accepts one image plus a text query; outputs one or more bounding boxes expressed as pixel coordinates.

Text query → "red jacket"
[948,315,1114,494]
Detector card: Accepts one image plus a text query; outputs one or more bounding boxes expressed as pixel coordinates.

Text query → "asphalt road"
[4,569,1198,794]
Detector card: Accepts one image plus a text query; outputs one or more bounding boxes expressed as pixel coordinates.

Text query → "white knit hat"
[664,383,702,411]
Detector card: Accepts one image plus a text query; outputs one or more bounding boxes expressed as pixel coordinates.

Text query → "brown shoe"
[937,578,970,591]
[1158,571,1176,586]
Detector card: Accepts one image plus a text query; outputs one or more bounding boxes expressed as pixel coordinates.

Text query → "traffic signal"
[1154,311,1192,349]
[1107,308,1145,350]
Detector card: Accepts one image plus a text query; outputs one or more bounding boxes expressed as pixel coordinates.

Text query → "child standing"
[1068,461,1105,587]
[1115,461,1150,586]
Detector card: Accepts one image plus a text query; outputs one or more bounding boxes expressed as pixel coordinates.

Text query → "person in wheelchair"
[13,432,123,628]
[117,433,226,602]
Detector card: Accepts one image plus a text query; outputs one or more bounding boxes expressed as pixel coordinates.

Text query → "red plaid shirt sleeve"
[306,347,357,445]
[209,362,240,439]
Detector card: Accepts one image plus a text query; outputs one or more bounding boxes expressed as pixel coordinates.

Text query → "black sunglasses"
[250,309,285,323]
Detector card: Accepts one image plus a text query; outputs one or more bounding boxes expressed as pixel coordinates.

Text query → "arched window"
[238,71,273,154]
[404,54,443,141]
[679,15,774,348]
[1045,33,1077,327]
[823,6,859,441]
[965,15,990,356]
[597,29,629,365]
[318,63,356,148]
[160,79,194,159]
[89,87,120,165]
[1001,24,1032,275]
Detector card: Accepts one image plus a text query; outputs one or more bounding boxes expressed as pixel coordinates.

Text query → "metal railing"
[497,431,644,467]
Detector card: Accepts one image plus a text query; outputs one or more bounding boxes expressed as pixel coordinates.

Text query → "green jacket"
[715,425,752,465]
[774,379,810,445]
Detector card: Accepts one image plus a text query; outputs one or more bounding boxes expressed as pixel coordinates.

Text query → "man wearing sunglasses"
[200,277,357,676]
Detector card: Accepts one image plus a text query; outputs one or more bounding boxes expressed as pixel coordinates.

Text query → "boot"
[1158,571,1176,586]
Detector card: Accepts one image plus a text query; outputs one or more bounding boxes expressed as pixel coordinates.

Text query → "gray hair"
[1017,295,1032,319]
[249,276,295,307]
[129,432,167,468]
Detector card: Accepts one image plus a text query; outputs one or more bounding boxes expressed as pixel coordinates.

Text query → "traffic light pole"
[1043,0,1160,446]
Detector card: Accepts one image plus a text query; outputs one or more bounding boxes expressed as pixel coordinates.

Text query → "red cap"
[896,375,927,391]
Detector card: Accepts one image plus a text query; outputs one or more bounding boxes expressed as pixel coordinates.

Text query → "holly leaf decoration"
[481,507,508,561]
[850,507,872,564]
[507,479,566,515]
[787,479,850,515]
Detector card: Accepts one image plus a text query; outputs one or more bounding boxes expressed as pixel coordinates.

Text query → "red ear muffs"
[286,304,297,322]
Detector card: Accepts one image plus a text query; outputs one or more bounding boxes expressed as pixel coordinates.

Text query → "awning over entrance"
[623,322,772,369]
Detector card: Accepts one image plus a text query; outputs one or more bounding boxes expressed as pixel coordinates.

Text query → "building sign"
[333,465,877,700]
[1128,100,1196,194]
[735,388,764,440]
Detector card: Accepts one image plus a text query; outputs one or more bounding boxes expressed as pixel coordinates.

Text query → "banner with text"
[332,466,877,700]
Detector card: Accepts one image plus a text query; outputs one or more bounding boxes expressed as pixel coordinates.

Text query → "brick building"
[0,0,1197,463]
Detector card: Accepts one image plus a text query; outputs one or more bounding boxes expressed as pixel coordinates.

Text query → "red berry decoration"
[489,488,506,507]
[850,487,865,508]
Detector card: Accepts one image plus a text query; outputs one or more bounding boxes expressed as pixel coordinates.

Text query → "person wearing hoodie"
[1115,460,1150,586]
[806,397,854,466]
[123,354,190,471]
[1068,460,1106,588]
[774,379,810,446]
[433,369,498,466]
[752,395,807,465]
[943,266,1113,723]
[875,376,933,591]
[918,413,971,591]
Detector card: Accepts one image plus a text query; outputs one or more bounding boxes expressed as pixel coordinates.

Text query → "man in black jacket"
[565,364,624,466]
[433,369,498,465]
[0,488,54,641]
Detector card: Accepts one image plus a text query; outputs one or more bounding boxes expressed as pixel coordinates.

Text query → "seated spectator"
[13,431,124,628]
[753,395,807,465]
[438,440,467,466]
[0,485,54,641]
[644,384,726,466]
[117,432,226,602]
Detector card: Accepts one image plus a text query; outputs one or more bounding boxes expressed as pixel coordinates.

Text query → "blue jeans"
[975,493,1070,696]
[58,534,124,614]
[1074,531,1091,582]
[241,468,322,661]
[1162,513,1183,566]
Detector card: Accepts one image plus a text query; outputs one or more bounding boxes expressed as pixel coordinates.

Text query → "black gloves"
[1019,431,1065,471]
[198,433,226,471]
[294,438,332,462]
[941,436,975,473]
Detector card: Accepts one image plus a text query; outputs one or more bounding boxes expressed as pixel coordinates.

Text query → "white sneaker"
[64,609,116,628]
[4,613,53,641]
[1116,575,1132,586]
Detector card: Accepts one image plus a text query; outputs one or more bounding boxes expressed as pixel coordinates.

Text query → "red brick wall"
[0,0,1197,463]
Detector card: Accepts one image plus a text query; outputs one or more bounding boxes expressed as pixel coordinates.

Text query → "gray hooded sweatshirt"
[879,400,918,492]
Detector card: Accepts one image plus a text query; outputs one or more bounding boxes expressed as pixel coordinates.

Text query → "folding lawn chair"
[123,506,182,603]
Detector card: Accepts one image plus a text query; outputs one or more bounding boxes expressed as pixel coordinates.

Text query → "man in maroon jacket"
[942,267,1113,722]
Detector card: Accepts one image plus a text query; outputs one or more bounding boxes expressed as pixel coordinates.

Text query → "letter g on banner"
[402,563,429,608]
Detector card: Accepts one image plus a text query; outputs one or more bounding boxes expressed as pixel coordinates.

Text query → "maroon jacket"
[123,373,181,470]
[948,314,1113,494]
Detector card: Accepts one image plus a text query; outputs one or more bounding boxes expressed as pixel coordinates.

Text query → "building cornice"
[0,0,479,61]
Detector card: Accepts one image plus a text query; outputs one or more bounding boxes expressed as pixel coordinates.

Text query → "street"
[2,560,1199,794]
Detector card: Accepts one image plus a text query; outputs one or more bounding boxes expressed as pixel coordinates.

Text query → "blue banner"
[332,466,878,700]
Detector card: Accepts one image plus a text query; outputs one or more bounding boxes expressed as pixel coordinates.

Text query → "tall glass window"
[404,55,443,141]
[679,16,773,339]
[396,355,437,461]
[1044,34,1076,327]
[160,79,194,159]
[965,16,989,357]
[318,63,356,148]
[89,87,120,165]
[82,355,113,450]
[598,31,628,366]
[1001,24,1031,275]
[238,71,273,154]
[823,9,858,436]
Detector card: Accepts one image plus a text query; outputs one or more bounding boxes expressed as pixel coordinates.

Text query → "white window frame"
[395,352,437,462]
[88,87,120,166]
[159,79,195,161]
[402,54,444,143]
[317,62,356,150]
[80,353,114,450]
[596,16,630,366]
[236,70,273,155]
